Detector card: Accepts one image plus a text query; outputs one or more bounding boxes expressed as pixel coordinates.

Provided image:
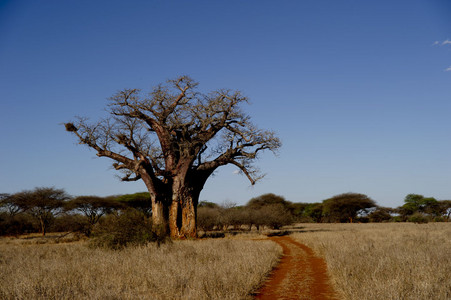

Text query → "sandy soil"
[255,235,338,300]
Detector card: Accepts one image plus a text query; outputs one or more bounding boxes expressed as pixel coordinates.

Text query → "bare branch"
[120,173,142,182]
[66,75,280,194]
[230,160,257,185]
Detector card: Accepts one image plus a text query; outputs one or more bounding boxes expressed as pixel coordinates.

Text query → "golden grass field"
[0,223,450,299]
[292,223,451,300]
[0,234,280,300]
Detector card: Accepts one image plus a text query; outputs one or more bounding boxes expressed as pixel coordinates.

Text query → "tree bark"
[39,217,46,236]
[169,193,198,239]
[181,195,197,238]
[152,198,167,234]
[141,171,170,234]
[168,175,201,239]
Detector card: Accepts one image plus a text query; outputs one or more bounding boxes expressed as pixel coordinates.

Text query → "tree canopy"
[322,193,376,223]
[13,187,70,236]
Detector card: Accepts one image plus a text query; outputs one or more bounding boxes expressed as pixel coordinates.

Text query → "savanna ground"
[0,223,449,300]
[292,223,451,300]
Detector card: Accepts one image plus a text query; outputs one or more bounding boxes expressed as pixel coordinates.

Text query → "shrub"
[89,209,166,249]
[408,212,429,224]
[197,206,220,231]
[50,214,89,233]
[0,213,37,236]
[368,208,393,223]
[252,204,293,230]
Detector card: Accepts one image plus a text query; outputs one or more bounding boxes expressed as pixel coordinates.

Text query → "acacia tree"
[66,196,122,236]
[322,193,376,223]
[438,200,451,221]
[65,76,281,238]
[0,193,23,217]
[15,187,70,236]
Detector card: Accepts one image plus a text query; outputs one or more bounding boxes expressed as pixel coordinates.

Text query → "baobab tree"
[65,76,281,238]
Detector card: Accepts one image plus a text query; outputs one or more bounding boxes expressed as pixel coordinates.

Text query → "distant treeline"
[1,188,450,238]
[198,192,451,232]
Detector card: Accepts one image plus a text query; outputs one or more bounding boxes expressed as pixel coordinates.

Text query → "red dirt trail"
[255,235,338,300]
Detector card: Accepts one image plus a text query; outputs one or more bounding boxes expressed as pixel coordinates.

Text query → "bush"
[0,213,37,236]
[433,216,446,222]
[252,204,293,230]
[197,207,221,231]
[89,209,166,249]
[368,208,393,223]
[50,214,89,234]
[408,213,429,224]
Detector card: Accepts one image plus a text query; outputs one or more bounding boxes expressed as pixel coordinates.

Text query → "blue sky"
[0,0,450,208]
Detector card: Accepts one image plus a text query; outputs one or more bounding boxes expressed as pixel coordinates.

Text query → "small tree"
[289,202,310,222]
[15,187,70,236]
[368,207,393,222]
[197,206,221,231]
[259,204,293,229]
[303,203,324,223]
[0,193,24,217]
[399,194,441,220]
[66,196,122,236]
[438,200,451,221]
[247,193,290,209]
[322,193,376,223]
[400,194,425,217]
[420,197,440,217]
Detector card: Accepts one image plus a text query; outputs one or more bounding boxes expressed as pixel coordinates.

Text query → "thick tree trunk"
[181,196,197,237]
[152,199,167,233]
[169,195,198,238]
[141,173,170,235]
[169,177,199,239]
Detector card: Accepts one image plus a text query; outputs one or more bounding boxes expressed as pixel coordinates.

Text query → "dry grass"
[0,235,281,299]
[291,223,451,300]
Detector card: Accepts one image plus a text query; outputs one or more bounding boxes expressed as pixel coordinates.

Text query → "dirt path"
[255,235,338,300]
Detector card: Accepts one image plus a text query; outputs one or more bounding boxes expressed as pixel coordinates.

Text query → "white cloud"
[446,66,451,72]
[432,39,451,46]
[232,170,240,175]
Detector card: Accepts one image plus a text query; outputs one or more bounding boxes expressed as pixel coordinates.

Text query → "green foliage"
[302,203,324,223]
[404,194,424,206]
[289,202,310,221]
[399,194,443,220]
[438,200,451,221]
[90,209,166,250]
[407,212,429,224]
[12,187,70,236]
